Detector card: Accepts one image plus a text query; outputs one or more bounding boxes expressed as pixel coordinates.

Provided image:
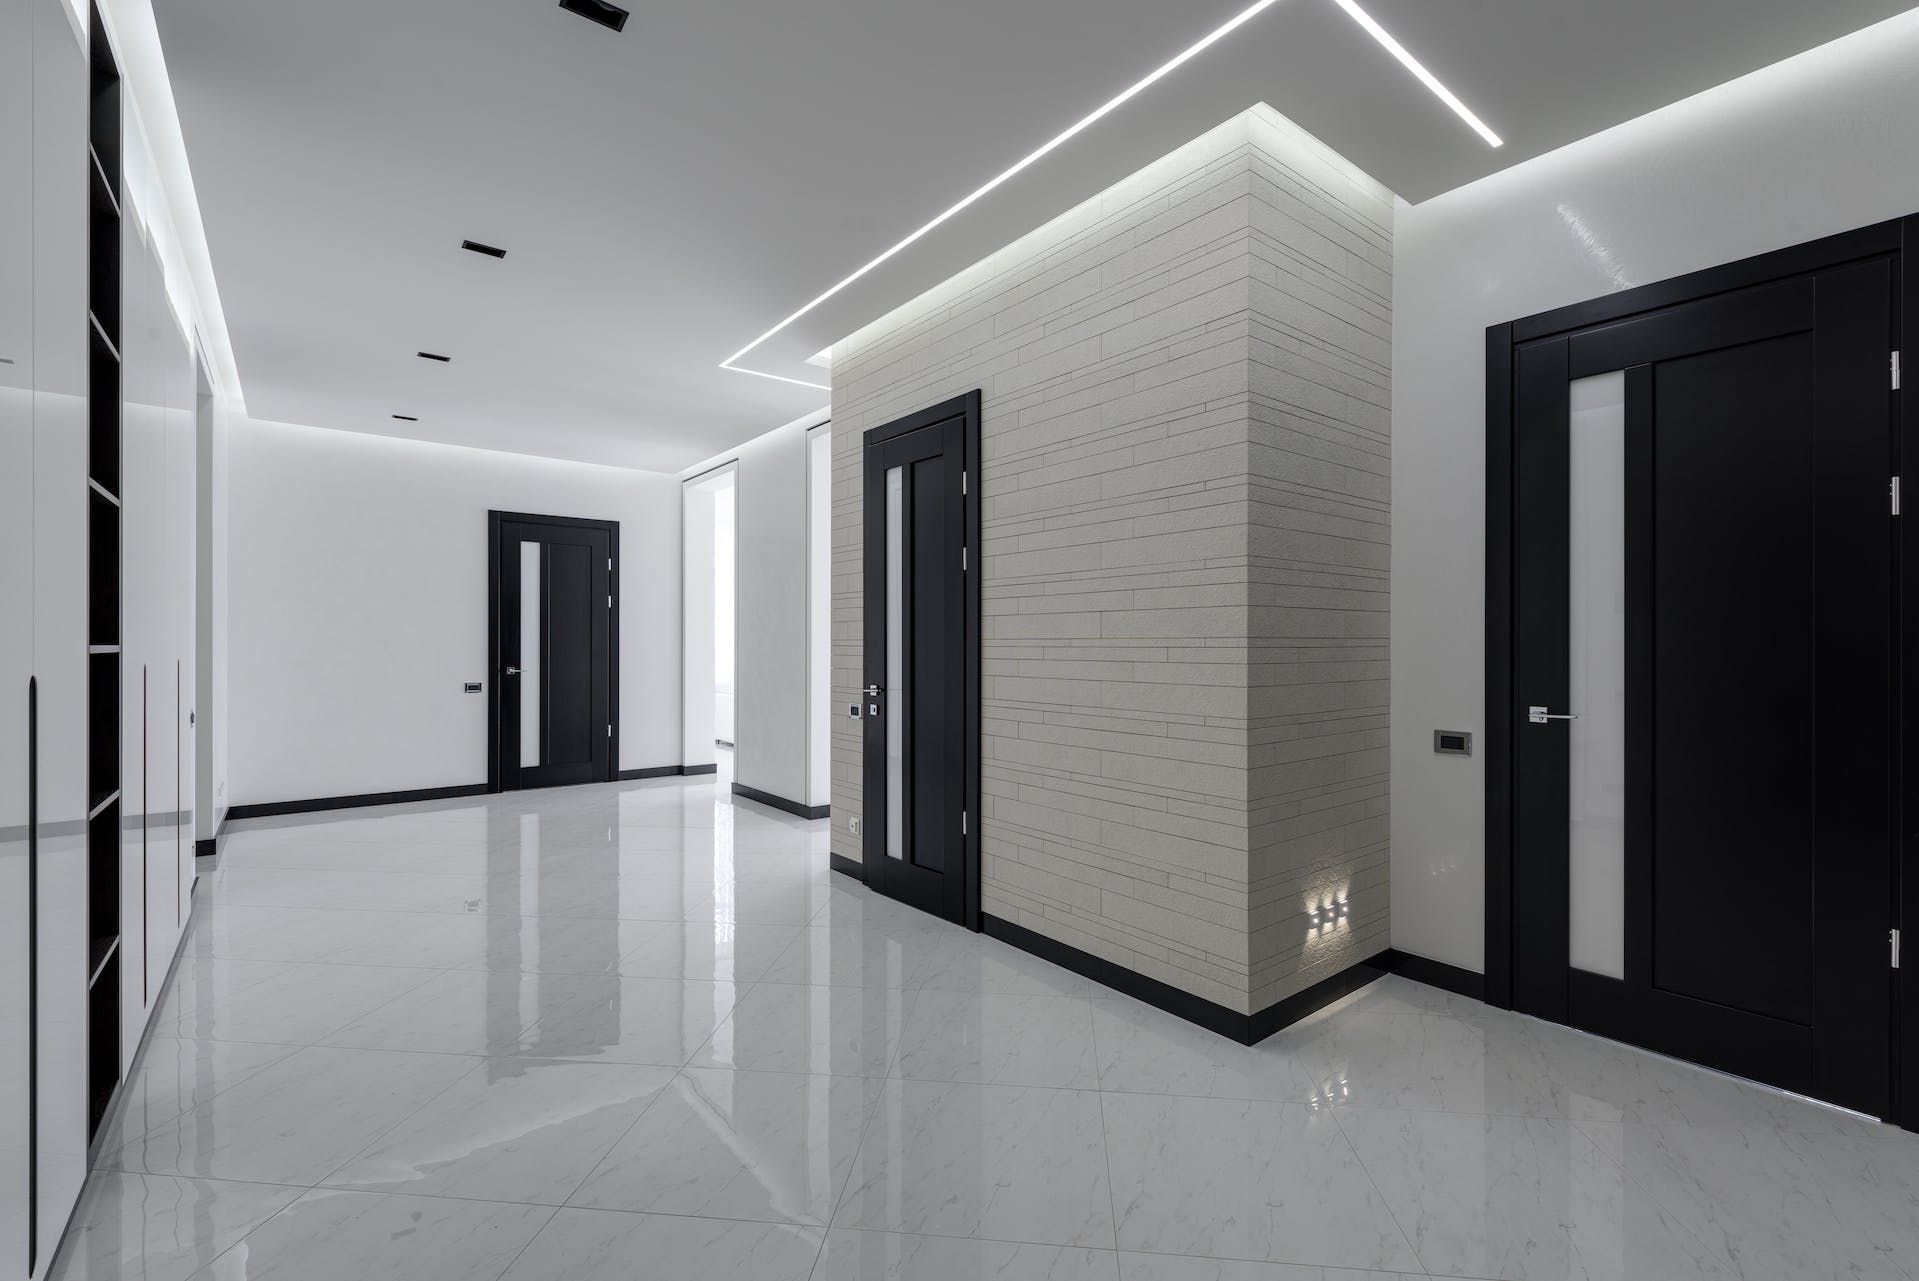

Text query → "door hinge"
[1893,477,1902,517]
[607,594,613,608]
[1894,351,1902,391]
[961,810,967,836]
[1894,928,1902,970]
[607,724,612,739]
[607,557,612,570]
[961,472,968,495]
[961,546,967,572]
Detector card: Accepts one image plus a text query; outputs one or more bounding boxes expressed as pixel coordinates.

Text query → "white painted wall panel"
[228,421,682,805]
[1391,9,1919,972]
[681,408,830,809]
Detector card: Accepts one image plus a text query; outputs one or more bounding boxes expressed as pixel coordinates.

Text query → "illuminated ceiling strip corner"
[722,0,1503,384]
[724,363,832,392]
[1329,0,1503,147]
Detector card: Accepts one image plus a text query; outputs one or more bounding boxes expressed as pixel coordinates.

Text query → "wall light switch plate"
[1433,730,1473,756]
[849,817,862,837]
[464,682,483,693]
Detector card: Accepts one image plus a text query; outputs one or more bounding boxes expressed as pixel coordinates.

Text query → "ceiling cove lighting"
[461,239,508,259]
[718,0,1500,388]
[417,351,452,363]
[558,0,630,33]
[1329,0,1503,147]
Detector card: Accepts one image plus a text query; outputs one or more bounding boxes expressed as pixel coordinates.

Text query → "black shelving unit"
[85,0,122,1140]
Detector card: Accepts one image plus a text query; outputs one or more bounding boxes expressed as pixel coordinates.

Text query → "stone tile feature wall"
[830,106,1392,1016]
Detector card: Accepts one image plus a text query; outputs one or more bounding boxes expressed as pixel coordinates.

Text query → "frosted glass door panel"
[520,541,540,768]
[886,465,905,861]
[1568,371,1626,980]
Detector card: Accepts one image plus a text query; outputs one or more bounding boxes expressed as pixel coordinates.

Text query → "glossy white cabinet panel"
[30,0,93,1272]
[1,0,39,1273]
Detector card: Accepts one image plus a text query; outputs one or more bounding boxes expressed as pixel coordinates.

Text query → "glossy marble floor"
[50,760,1919,1280]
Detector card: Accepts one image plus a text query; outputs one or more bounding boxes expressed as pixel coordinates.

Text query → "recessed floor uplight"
[417,351,452,363]
[461,240,507,260]
[718,0,1501,388]
[558,0,629,33]
[392,414,420,422]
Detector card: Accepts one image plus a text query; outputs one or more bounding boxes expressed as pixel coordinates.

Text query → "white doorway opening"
[682,464,736,778]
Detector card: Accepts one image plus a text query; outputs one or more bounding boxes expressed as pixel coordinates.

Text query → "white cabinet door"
[1,0,40,1272]
[29,0,93,1270]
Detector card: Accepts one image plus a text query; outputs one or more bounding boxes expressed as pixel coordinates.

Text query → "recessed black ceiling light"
[392,414,419,421]
[417,351,452,363]
[461,239,507,260]
[559,0,629,33]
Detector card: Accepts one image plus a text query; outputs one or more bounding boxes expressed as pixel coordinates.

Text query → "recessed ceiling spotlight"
[392,414,420,421]
[558,0,629,33]
[718,0,1501,388]
[417,351,452,363]
[461,239,507,260]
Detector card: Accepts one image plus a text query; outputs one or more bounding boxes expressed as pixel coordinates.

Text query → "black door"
[491,513,616,791]
[862,394,980,926]
[1509,262,1896,1114]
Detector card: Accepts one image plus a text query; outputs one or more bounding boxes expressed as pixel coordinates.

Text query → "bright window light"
[1329,0,1503,147]
[721,0,1501,386]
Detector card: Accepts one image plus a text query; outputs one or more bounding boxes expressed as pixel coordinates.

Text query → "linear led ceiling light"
[1329,0,1503,147]
[720,0,1500,388]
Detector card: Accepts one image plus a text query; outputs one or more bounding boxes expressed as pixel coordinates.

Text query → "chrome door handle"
[505,667,523,676]
[1528,706,1579,724]
[863,685,883,696]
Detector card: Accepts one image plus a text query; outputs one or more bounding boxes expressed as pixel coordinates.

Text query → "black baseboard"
[829,853,863,880]
[193,835,222,859]
[1381,947,1487,1002]
[982,913,1392,1046]
[227,783,488,822]
[617,765,684,781]
[731,782,829,820]
[681,763,718,776]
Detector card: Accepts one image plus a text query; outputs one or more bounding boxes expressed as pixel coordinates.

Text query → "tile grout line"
[1325,1103,1430,1276]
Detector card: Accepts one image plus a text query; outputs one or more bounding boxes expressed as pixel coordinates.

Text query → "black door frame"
[487,510,621,793]
[1486,214,1918,1129]
[855,391,982,929]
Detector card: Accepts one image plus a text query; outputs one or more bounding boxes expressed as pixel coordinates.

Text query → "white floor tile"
[71,770,1919,1281]
[324,1057,677,1204]
[836,1079,1116,1248]
[497,1206,823,1281]
[568,1067,879,1224]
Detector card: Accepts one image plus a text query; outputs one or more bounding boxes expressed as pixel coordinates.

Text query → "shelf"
[89,145,121,219]
[87,311,121,363]
[87,789,119,822]
[86,934,119,990]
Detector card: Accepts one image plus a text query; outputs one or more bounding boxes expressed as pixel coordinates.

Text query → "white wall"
[806,424,832,808]
[680,471,722,768]
[1391,9,1919,972]
[229,420,681,805]
[713,479,737,745]
[682,407,830,808]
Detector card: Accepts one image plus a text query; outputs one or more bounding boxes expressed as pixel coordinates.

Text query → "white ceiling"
[153,0,1910,471]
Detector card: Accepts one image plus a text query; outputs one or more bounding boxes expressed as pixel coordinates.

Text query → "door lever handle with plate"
[1528,706,1579,724]
[505,666,523,676]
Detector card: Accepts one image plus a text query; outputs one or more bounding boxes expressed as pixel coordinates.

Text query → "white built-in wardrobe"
[2,1,199,1275]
